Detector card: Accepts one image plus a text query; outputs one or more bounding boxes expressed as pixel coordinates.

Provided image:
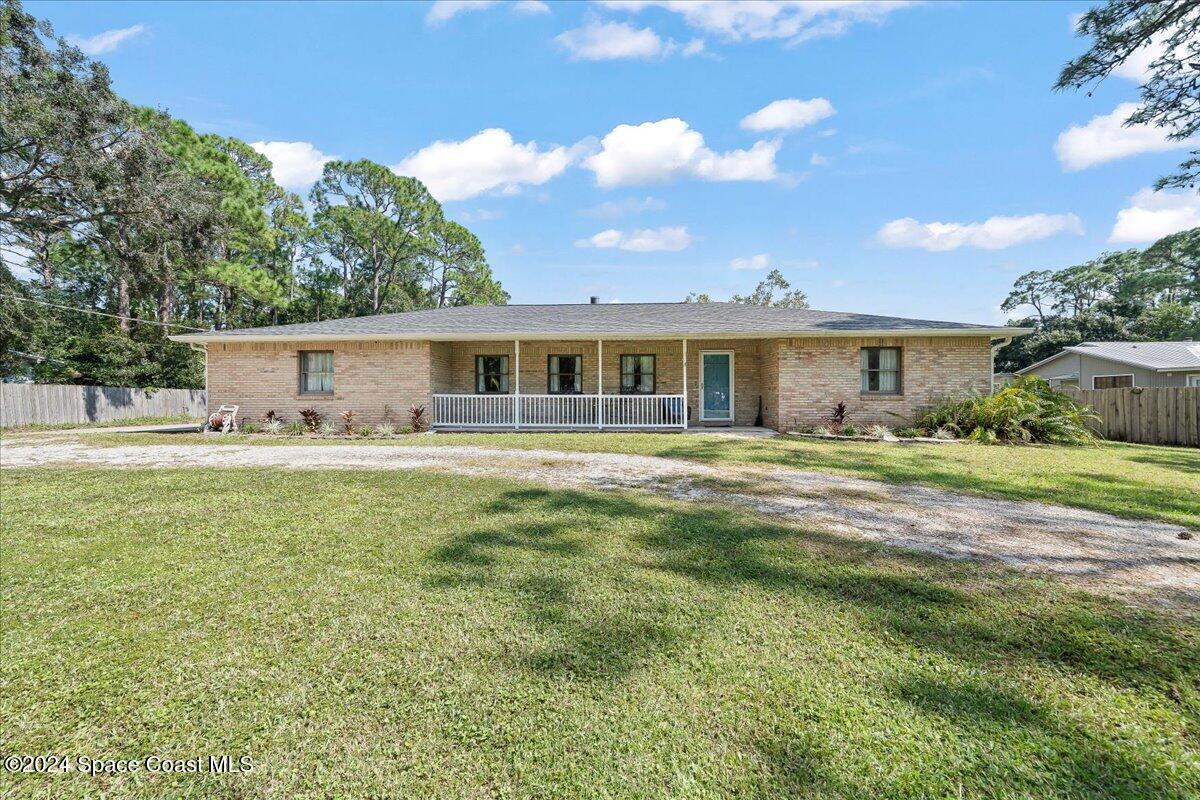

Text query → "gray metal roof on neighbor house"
[170,302,1031,343]
[1017,341,1200,374]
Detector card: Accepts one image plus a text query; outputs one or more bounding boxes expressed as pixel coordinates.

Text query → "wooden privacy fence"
[0,384,206,428]
[1064,386,1200,447]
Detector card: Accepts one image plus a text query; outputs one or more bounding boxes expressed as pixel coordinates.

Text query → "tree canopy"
[0,0,506,387]
[996,227,1200,372]
[1057,0,1200,189]
[686,269,810,308]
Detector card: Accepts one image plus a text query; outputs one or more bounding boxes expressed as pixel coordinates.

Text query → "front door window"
[701,352,732,421]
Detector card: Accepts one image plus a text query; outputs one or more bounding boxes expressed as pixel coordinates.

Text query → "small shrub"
[341,410,356,435]
[894,426,924,439]
[264,410,281,423]
[299,408,323,431]
[265,419,284,435]
[377,423,396,437]
[318,421,337,436]
[865,424,892,439]
[841,423,860,437]
[932,426,957,440]
[396,425,414,435]
[357,424,376,437]
[918,376,1097,445]
[822,401,849,435]
[283,421,306,436]
[409,404,427,433]
[241,422,263,434]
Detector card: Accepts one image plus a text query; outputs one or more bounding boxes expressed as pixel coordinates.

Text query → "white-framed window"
[1187,374,1200,387]
[475,355,510,394]
[299,351,334,394]
[547,355,583,394]
[1092,374,1134,389]
[620,354,656,394]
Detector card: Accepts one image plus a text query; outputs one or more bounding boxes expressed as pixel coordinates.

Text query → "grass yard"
[2,467,1198,798]
[72,431,1200,528]
[0,414,201,433]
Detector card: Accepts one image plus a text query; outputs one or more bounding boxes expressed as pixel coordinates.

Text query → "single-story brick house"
[1016,341,1200,389]
[171,302,1030,431]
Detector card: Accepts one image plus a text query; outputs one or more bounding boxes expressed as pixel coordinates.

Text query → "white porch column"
[514,339,521,429]
[682,338,688,428]
[597,339,604,430]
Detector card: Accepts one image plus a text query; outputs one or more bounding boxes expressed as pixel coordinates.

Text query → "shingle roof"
[1068,341,1200,371]
[172,302,1028,343]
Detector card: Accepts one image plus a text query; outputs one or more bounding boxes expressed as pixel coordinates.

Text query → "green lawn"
[3,467,1198,798]
[73,431,1200,528]
[0,414,201,433]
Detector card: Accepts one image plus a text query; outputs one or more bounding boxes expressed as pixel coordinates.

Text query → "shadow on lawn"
[1127,449,1200,475]
[434,487,1196,691]
[426,485,1198,795]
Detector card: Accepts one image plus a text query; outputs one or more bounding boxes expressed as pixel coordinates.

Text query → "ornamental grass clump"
[919,376,1098,445]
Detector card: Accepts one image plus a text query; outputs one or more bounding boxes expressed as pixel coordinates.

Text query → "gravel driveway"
[4,439,1197,609]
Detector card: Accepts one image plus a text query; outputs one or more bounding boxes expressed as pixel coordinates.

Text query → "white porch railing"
[432,393,686,429]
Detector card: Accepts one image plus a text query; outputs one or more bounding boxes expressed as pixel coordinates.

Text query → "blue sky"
[34,0,1200,324]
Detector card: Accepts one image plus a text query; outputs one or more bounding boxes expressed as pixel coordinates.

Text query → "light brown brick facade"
[206,340,433,425]
[205,334,993,430]
[772,335,993,429]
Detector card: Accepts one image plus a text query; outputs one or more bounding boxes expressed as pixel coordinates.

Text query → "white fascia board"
[170,326,1033,345]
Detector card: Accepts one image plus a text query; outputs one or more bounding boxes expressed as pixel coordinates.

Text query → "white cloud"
[809,153,829,166]
[67,24,146,55]
[599,1,915,44]
[730,253,770,270]
[250,141,337,189]
[426,0,500,24]
[459,208,503,222]
[1110,188,1200,243]
[575,226,692,251]
[876,213,1084,251]
[393,128,575,201]
[740,98,835,132]
[1055,102,1194,171]
[682,38,707,56]
[580,196,667,218]
[555,20,668,60]
[583,118,779,187]
[512,0,550,13]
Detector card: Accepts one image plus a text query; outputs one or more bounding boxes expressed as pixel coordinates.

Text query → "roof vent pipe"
[590,296,599,304]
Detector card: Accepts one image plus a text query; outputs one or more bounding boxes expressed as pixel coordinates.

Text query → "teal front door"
[700,352,733,421]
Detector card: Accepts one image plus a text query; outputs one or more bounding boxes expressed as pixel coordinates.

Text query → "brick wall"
[770,336,993,430]
[206,334,992,431]
[760,338,780,430]
[206,340,433,425]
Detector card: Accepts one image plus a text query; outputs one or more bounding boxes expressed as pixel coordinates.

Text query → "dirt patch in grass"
[3,439,1197,611]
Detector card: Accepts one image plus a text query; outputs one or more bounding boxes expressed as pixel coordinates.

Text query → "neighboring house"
[1017,341,1200,389]
[170,302,1029,431]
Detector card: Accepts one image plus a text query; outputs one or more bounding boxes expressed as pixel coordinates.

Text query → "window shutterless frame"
[619,354,656,394]
[547,354,583,394]
[860,347,902,394]
[475,355,510,394]
[1092,373,1134,389]
[298,350,334,395]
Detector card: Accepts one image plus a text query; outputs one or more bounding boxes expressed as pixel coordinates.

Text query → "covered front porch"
[429,338,761,430]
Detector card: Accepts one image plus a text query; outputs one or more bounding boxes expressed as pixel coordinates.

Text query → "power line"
[2,294,208,332]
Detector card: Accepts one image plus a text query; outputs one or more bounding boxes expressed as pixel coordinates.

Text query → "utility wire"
[2,294,209,332]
